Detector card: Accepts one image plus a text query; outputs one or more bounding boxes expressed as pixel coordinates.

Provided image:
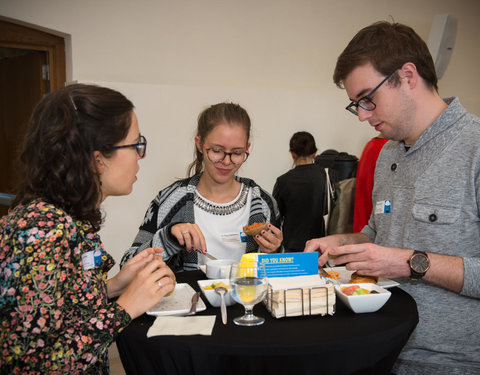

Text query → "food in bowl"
[341,285,377,296]
[202,281,230,291]
[197,279,237,307]
[243,222,269,236]
[334,283,391,313]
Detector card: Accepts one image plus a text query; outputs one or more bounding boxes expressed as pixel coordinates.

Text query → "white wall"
[2,0,480,276]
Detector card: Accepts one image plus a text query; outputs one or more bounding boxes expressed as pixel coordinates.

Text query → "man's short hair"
[333,21,438,92]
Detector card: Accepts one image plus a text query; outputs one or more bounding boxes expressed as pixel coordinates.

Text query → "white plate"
[323,266,399,289]
[146,283,207,316]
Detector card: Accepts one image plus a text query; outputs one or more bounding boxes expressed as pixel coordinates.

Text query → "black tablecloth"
[117,271,418,375]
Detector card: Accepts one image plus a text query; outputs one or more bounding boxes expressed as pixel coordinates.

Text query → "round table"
[117,270,418,375]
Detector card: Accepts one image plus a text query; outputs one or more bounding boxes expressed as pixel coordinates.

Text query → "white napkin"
[147,315,216,337]
[268,275,328,290]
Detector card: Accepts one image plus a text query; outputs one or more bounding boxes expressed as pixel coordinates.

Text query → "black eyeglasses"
[204,146,249,165]
[111,135,147,158]
[346,71,395,116]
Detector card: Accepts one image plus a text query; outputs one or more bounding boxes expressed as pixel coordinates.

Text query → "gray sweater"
[362,97,480,374]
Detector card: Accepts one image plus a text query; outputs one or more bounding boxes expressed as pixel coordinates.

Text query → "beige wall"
[2,0,479,275]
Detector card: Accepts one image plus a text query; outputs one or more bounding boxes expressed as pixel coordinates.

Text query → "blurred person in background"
[353,135,388,232]
[273,131,327,251]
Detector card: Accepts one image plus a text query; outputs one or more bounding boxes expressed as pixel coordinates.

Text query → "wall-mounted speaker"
[427,14,457,79]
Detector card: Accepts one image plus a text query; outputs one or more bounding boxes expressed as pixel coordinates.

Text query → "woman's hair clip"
[69,95,78,111]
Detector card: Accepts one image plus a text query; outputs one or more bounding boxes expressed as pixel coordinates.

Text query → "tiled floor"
[109,342,126,375]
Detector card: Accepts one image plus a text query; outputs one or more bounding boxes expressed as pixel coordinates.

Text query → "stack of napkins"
[265,275,335,318]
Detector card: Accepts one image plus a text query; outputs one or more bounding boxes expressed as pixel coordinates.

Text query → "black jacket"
[273,164,327,252]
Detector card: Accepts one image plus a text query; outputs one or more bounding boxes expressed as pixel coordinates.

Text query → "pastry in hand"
[349,272,378,284]
[243,222,269,236]
[166,274,176,297]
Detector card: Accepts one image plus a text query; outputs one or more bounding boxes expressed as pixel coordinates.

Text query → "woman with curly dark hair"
[0,84,175,373]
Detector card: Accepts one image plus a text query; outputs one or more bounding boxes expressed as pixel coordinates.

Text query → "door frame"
[0,18,66,90]
[0,18,67,213]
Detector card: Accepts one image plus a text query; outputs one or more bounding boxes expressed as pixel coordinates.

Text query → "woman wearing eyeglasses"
[121,102,283,272]
[0,84,175,373]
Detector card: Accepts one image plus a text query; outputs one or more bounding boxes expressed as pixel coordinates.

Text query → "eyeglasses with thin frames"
[111,135,147,158]
[345,71,395,116]
[204,145,249,165]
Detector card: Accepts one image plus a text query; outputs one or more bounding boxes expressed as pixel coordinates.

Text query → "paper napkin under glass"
[147,315,216,337]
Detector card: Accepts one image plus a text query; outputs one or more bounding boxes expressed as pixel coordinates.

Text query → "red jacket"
[353,137,388,232]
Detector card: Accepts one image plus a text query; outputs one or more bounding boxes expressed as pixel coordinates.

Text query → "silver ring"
[158,281,162,288]
[182,230,190,235]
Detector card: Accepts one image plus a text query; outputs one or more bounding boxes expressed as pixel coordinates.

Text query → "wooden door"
[0,49,49,216]
[0,19,66,217]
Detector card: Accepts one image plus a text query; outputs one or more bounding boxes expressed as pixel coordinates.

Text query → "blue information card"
[256,252,319,278]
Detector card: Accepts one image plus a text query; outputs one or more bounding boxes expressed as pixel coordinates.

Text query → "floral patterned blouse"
[0,200,131,374]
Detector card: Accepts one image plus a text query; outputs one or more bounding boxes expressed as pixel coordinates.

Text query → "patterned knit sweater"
[120,174,281,272]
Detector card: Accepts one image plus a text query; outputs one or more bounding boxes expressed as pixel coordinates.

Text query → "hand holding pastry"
[249,223,283,253]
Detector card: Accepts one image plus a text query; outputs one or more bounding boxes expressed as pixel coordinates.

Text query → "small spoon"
[215,286,228,325]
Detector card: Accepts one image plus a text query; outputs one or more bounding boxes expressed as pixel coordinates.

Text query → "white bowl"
[334,283,391,313]
[205,259,235,279]
[197,279,237,307]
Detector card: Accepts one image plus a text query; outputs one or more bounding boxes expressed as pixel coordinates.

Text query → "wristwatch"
[408,250,430,279]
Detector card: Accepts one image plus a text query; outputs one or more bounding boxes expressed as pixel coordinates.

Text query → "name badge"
[220,233,242,243]
[82,249,103,270]
[240,232,247,243]
[375,200,392,214]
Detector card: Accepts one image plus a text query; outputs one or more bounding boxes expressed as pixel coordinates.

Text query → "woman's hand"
[171,223,207,254]
[116,256,176,319]
[253,223,283,253]
[107,247,167,298]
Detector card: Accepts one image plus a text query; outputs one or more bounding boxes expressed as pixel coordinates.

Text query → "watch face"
[412,253,430,273]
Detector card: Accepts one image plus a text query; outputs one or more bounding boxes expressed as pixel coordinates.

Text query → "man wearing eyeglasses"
[305,21,480,374]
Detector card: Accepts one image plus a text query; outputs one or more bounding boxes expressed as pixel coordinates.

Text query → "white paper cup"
[206,259,236,279]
